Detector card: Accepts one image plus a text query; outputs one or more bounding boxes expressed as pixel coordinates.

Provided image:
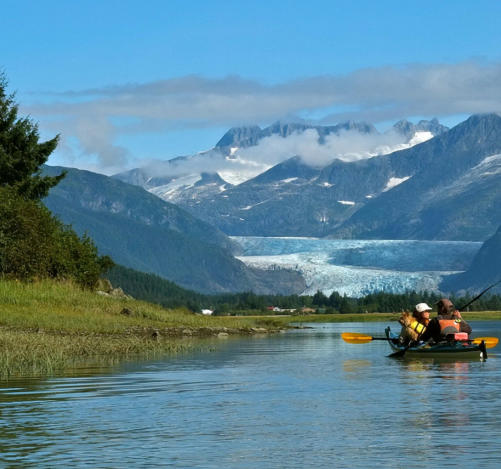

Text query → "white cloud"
[135,126,425,185]
[22,61,501,172]
[235,127,417,168]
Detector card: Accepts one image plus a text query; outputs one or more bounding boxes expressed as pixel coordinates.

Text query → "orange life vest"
[438,318,460,336]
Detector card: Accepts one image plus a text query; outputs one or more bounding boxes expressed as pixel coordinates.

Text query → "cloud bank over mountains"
[135,126,436,186]
[235,127,433,168]
[24,60,501,173]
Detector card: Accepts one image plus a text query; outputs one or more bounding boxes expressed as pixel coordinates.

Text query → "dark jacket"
[420,313,472,343]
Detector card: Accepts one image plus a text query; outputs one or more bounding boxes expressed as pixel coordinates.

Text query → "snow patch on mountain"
[218,155,271,185]
[426,153,501,201]
[240,200,270,211]
[149,173,202,200]
[373,131,434,156]
[476,153,501,175]
[409,131,434,145]
[383,176,411,192]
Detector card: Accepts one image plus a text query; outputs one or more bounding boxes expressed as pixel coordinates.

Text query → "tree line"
[107,265,501,314]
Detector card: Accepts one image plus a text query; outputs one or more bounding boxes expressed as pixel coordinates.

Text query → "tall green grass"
[0,279,282,333]
[0,329,195,377]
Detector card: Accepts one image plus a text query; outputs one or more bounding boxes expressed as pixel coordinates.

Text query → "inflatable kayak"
[385,327,487,360]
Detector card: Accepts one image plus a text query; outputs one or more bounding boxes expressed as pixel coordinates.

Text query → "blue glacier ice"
[232,237,481,297]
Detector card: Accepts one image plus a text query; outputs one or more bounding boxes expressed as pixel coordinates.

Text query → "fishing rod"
[456,278,501,311]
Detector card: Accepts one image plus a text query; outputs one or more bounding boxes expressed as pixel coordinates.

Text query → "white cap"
[415,303,432,313]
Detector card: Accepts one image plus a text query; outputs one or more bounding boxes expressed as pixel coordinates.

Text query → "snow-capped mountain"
[114,114,501,242]
[175,114,500,241]
[114,118,443,206]
[391,118,448,140]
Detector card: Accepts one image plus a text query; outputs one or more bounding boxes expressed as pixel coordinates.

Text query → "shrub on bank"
[0,187,112,288]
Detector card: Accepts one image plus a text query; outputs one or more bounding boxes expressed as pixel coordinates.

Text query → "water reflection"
[342,359,371,374]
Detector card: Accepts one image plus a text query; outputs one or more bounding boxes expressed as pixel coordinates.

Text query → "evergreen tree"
[0,74,65,199]
[312,289,329,306]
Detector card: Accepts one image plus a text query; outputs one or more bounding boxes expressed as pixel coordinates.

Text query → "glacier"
[233,237,481,297]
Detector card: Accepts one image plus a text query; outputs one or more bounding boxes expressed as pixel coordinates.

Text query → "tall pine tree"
[0,74,65,199]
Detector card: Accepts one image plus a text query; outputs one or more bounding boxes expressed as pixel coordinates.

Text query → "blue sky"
[2,0,501,173]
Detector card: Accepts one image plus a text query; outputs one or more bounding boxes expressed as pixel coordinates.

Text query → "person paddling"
[419,298,472,344]
[398,303,431,345]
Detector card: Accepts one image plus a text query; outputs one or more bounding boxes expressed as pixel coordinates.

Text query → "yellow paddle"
[471,337,499,348]
[341,332,389,344]
[341,332,499,348]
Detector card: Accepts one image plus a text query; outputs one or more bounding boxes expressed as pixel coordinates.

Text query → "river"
[1,321,501,468]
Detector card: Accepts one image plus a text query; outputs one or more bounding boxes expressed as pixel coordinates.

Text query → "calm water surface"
[1,321,501,468]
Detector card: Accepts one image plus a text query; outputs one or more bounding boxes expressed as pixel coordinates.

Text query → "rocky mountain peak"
[392,118,448,139]
[435,113,501,153]
[215,126,262,149]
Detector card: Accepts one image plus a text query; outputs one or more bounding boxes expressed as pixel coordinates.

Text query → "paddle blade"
[341,332,373,344]
[472,337,499,349]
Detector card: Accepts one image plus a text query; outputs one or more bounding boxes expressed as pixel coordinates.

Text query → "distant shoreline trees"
[106,265,501,314]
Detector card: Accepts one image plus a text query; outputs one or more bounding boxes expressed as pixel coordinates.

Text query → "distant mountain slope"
[43,166,305,294]
[185,157,334,236]
[441,224,501,294]
[332,114,501,241]
[44,165,234,252]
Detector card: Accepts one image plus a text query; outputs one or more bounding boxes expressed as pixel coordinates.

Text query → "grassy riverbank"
[0,279,283,377]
